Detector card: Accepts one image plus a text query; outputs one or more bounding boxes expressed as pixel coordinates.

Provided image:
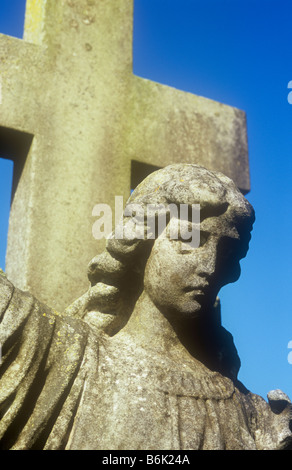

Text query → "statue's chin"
[178,303,204,320]
[160,299,205,323]
[172,294,221,323]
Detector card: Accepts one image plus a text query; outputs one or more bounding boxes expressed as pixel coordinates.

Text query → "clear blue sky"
[0,0,291,401]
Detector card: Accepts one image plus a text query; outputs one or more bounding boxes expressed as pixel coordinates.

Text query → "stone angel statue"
[0,164,291,450]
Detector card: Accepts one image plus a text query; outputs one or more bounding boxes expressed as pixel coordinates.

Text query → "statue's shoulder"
[0,270,14,318]
[0,269,13,288]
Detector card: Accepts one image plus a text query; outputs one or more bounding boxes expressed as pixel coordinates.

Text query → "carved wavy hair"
[65,164,255,341]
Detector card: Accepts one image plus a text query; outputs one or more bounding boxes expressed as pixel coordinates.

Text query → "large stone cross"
[0,0,250,311]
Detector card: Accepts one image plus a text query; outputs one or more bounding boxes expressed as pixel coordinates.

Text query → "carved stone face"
[143,212,247,320]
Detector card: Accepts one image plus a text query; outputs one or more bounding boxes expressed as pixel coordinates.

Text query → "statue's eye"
[178,242,194,254]
[172,230,210,254]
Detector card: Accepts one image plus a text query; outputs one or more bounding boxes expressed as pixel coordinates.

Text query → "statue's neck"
[115,290,240,382]
[119,290,213,366]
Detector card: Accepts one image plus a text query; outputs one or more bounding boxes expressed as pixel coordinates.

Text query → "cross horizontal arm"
[0,34,47,134]
[126,75,250,194]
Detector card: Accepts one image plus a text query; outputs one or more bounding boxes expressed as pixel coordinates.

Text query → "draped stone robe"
[0,271,291,450]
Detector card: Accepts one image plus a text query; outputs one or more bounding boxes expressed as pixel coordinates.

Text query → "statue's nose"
[196,246,218,277]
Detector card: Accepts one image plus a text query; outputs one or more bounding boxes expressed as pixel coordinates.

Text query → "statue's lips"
[183,289,208,300]
[183,284,208,294]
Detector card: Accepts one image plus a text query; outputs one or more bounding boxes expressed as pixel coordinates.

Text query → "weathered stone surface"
[1,0,250,312]
[0,164,291,450]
